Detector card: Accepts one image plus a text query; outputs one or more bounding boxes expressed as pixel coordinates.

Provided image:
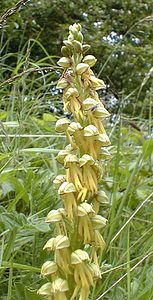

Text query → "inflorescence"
[38,23,110,300]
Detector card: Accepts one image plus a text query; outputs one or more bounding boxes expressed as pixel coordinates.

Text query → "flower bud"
[90,75,106,90]
[41,261,58,276]
[51,278,69,293]
[57,57,71,68]
[82,98,98,110]
[55,235,70,249]
[93,163,101,179]
[94,230,106,249]
[73,40,83,53]
[43,237,55,251]
[92,106,110,119]
[84,124,99,137]
[68,32,74,42]
[53,175,66,189]
[37,282,52,296]
[56,78,68,89]
[95,133,110,145]
[82,44,91,53]
[79,154,95,167]
[69,23,81,32]
[91,215,107,229]
[83,55,97,67]
[68,122,83,135]
[69,26,79,38]
[90,263,101,279]
[43,235,70,251]
[55,118,70,132]
[65,143,77,152]
[77,32,83,43]
[76,23,82,31]
[71,249,90,264]
[78,203,95,216]
[96,191,109,204]
[69,25,74,31]
[56,149,70,164]
[76,63,89,75]
[58,207,67,216]
[45,209,63,223]
[61,46,71,57]
[65,87,79,99]
[64,144,71,151]
[58,181,76,195]
[64,154,78,168]
[63,39,73,49]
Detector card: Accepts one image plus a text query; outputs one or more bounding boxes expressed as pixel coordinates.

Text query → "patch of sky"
[82,12,88,19]
[107,95,118,109]
[103,31,140,46]
[50,86,59,95]
[94,21,102,28]
[131,37,140,45]
[103,31,123,45]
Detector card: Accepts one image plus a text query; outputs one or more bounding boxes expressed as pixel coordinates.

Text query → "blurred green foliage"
[0,0,153,117]
[0,1,153,299]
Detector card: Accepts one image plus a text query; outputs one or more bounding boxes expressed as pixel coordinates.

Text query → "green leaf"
[0,211,27,231]
[15,283,25,300]
[27,218,50,232]
[19,148,58,153]
[32,117,54,132]
[136,187,152,200]
[0,110,8,120]
[136,286,153,300]
[2,261,40,273]
[142,139,153,159]
[15,283,44,300]
[2,228,17,263]
[25,288,44,300]
[1,180,14,196]
[43,113,57,122]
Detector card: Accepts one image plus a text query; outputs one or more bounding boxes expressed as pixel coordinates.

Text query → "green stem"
[127,225,131,300]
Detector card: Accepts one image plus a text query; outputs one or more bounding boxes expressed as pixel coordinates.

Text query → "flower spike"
[39,23,110,300]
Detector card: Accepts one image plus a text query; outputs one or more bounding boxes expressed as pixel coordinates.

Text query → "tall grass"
[0,34,153,300]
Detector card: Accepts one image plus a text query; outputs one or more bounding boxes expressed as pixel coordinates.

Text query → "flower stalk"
[38,23,110,300]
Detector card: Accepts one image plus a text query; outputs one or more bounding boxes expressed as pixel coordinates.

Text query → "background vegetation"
[0,0,153,299]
